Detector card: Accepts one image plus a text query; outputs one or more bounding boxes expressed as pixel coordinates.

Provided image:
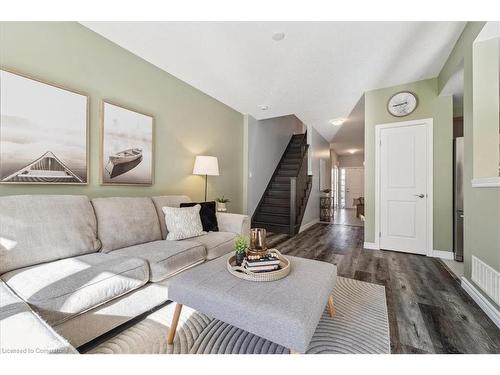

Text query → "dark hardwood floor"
[268,223,500,354]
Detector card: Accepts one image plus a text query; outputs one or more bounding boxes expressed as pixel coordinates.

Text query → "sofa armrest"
[216,212,250,236]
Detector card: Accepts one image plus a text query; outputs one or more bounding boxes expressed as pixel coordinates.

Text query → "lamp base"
[204,174,207,202]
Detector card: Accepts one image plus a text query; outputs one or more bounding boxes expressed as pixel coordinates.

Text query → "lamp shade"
[193,156,219,176]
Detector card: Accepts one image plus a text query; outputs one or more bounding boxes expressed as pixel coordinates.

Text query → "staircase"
[252,133,312,236]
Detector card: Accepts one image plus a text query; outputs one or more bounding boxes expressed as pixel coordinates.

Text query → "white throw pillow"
[162,205,205,240]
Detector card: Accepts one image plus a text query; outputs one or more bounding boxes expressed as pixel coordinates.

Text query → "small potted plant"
[215,195,230,212]
[234,235,248,266]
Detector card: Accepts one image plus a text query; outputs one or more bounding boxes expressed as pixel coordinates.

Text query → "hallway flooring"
[268,223,500,354]
[332,208,364,227]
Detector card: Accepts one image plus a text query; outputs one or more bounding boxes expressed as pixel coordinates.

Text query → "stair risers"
[277,170,296,177]
[266,190,290,198]
[270,183,290,191]
[280,164,299,170]
[254,213,289,225]
[260,205,289,214]
[272,176,291,183]
[263,197,288,205]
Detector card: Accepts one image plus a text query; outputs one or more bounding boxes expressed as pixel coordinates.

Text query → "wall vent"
[471,256,500,306]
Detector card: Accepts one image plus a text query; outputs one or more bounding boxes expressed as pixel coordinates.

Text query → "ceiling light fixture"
[329,118,346,126]
[258,105,270,111]
[272,32,285,41]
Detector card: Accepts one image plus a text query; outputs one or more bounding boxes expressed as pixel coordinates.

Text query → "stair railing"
[289,137,309,235]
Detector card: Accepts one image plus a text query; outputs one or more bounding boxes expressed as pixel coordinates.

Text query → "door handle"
[415,194,425,198]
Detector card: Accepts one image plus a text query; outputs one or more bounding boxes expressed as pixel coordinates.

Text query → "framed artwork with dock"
[100,100,154,186]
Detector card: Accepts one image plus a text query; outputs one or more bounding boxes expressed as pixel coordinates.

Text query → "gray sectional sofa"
[0,194,249,352]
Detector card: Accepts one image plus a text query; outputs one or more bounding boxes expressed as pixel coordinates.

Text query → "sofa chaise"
[0,194,249,352]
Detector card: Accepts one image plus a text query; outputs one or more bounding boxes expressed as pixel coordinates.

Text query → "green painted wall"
[438,22,500,308]
[364,78,453,252]
[472,39,500,179]
[0,22,245,212]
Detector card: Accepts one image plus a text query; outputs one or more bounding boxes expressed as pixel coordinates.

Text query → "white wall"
[330,148,340,205]
[246,114,304,216]
[338,154,364,168]
[331,148,339,168]
[301,126,332,227]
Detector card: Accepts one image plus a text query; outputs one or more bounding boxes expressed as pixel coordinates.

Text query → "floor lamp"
[193,156,219,201]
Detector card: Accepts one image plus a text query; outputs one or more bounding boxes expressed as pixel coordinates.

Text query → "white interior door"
[379,123,429,254]
[345,168,364,208]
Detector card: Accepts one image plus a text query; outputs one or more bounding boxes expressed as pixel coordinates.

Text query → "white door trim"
[374,118,433,256]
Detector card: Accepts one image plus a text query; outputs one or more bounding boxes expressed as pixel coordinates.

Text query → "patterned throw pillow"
[162,205,206,241]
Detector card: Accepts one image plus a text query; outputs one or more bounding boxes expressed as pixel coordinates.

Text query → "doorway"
[375,118,433,255]
[340,167,364,208]
[336,166,364,226]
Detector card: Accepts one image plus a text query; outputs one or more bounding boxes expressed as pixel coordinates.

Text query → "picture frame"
[100,100,154,186]
[0,68,89,185]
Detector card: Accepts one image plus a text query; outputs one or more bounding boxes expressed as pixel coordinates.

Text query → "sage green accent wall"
[472,38,500,178]
[364,78,453,252]
[438,22,500,308]
[0,22,244,212]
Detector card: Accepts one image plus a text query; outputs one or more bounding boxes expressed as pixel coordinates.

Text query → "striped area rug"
[88,277,390,354]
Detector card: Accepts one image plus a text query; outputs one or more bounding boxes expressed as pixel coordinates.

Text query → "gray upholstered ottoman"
[167,253,337,353]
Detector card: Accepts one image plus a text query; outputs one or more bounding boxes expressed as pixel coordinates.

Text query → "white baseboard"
[299,219,319,233]
[363,242,379,250]
[461,277,500,329]
[431,250,454,260]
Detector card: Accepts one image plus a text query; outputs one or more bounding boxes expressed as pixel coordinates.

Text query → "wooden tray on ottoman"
[226,249,290,282]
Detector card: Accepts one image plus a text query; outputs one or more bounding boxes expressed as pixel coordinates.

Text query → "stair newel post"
[290,177,297,236]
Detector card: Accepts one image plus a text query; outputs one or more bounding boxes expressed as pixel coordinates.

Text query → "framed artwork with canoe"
[0,68,89,185]
[100,100,154,185]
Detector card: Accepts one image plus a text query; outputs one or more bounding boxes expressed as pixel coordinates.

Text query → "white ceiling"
[82,21,465,142]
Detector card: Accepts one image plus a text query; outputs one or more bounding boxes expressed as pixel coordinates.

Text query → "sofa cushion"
[110,240,206,282]
[151,195,192,239]
[0,281,77,354]
[1,253,149,325]
[0,195,101,274]
[184,232,236,260]
[92,197,162,252]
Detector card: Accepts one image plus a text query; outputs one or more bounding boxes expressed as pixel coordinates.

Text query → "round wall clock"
[387,91,418,117]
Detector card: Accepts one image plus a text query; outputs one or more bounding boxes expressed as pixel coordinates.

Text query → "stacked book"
[243,253,281,273]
